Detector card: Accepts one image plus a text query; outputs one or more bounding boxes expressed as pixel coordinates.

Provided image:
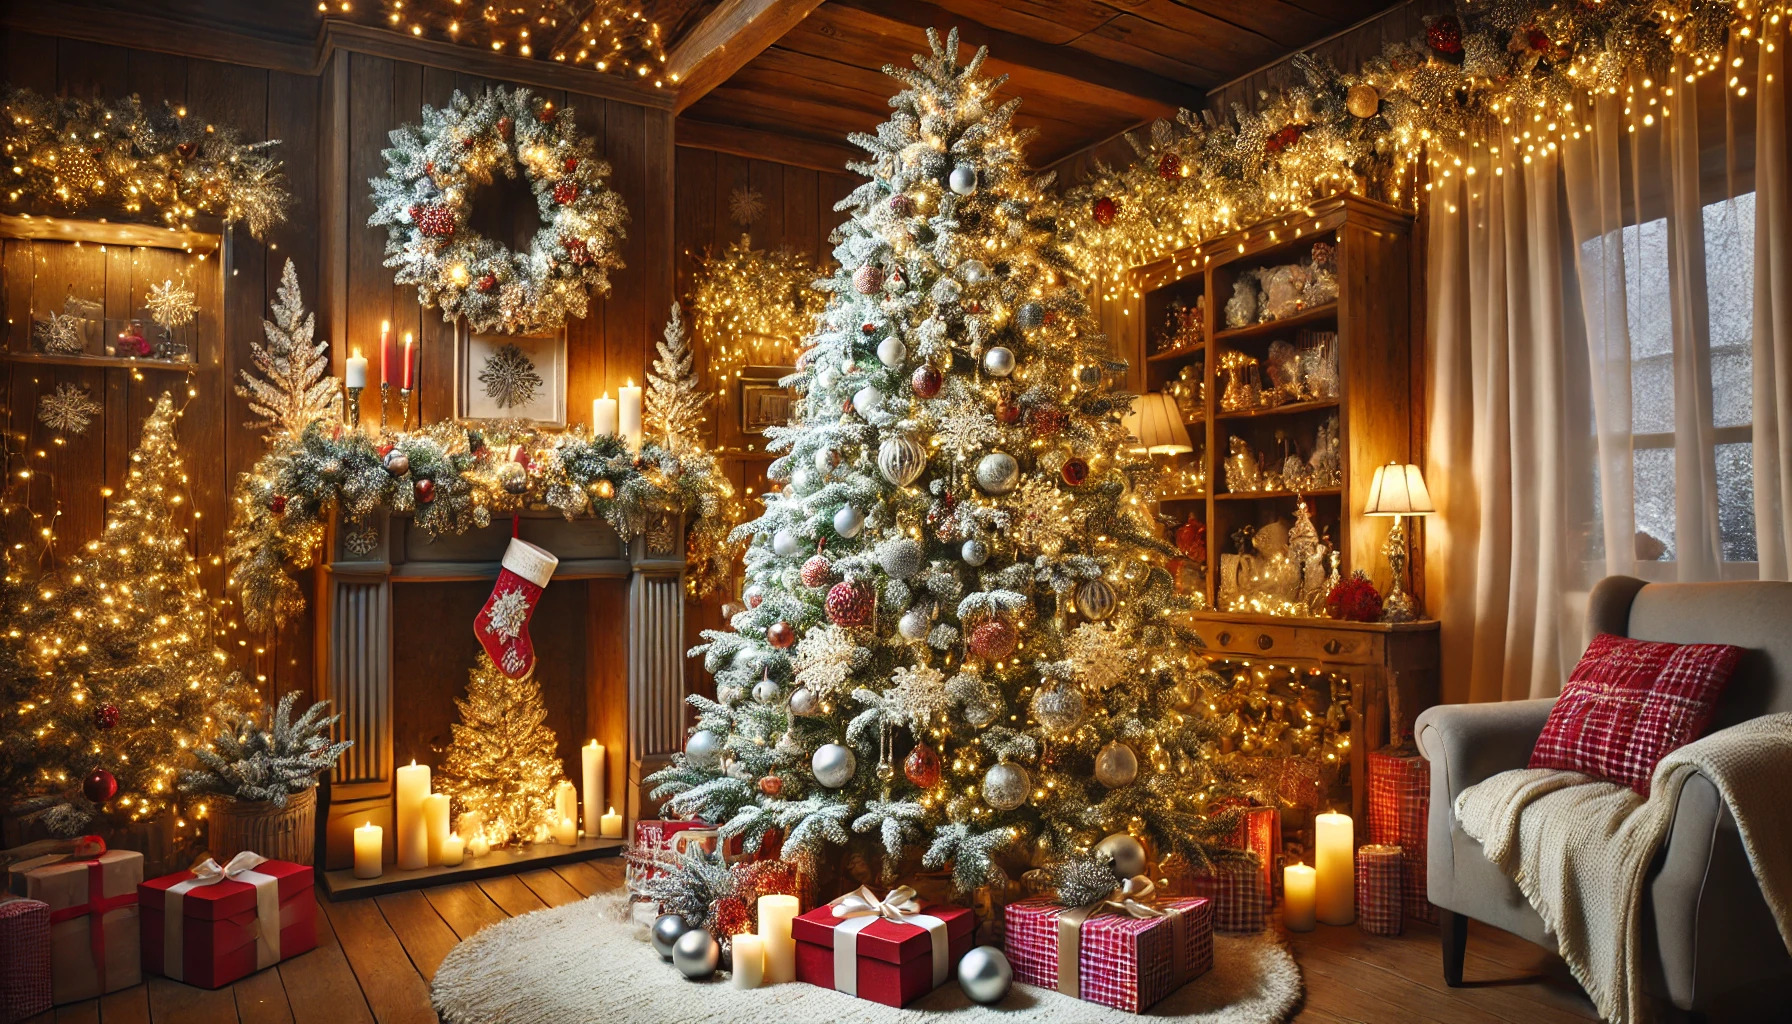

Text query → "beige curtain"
[1755,20,1792,579]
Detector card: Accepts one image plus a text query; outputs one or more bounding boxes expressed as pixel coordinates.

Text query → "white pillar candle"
[1283,863,1316,932]
[553,815,578,846]
[440,832,465,867]
[1315,811,1355,925]
[600,805,623,839]
[345,350,368,389]
[424,792,451,866]
[554,780,577,828]
[353,822,383,879]
[582,741,605,837]
[758,894,799,984]
[592,394,618,437]
[619,380,643,450]
[468,834,490,859]
[395,760,431,870]
[732,932,765,989]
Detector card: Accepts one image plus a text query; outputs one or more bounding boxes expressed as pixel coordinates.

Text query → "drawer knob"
[1217,630,1232,646]
[1256,633,1274,651]
[1323,638,1343,655]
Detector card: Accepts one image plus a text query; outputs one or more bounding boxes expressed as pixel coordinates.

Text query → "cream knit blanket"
[1454,712,1792,1023]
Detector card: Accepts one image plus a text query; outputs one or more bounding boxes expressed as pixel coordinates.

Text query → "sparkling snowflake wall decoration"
[33,311,84,354]
[729,186,766,226]
[478,343,544,409]
[146,277,198,327]
[38,383,101,436]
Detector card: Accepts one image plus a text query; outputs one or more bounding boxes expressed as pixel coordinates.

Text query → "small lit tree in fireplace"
[434,652,566,846]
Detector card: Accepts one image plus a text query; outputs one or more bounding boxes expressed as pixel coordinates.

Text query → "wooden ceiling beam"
[667,0,829,115]
[676,119,863,175]
[832,0,1202,115]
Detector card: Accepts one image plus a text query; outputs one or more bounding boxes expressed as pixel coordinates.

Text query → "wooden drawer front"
[1202,623,1380,665]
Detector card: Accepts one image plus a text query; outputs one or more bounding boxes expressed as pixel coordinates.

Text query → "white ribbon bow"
[826,885,949,997]
[1100,875,1167,919]
[164,851,283,981]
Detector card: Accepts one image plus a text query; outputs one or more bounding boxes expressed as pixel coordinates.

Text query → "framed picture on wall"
[738,365,796,436]
[455,324,567,426]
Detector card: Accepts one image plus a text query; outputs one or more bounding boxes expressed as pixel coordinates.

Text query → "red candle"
[379,320,391,383]
[403,332,415,390]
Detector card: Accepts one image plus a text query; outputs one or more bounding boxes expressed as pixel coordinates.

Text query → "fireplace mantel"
[316,508,687,873]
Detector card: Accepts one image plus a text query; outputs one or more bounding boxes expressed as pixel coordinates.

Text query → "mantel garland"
[1065,0,1775,280]
[227,421,734,633]
[0,86,291,237]
[368,85,628,336]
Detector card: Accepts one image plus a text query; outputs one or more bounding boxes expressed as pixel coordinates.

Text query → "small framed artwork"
[738,365,796,436]
[455,324,567,426]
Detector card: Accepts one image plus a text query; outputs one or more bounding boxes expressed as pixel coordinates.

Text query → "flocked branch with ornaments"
[649,29,1258,894]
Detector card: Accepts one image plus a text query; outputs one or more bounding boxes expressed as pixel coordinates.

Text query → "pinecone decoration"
[825,581,874,626]
[553,180,577,205]
[800,554,833,588]
[563,236,592,265]
[969,617,1018,661]
[414,204,454,237]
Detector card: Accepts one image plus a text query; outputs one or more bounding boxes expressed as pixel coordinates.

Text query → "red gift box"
[1,896,51,1023]
[792,886,974,1008]
[139,853,316,989]
[1168,859,1267,933]
[1221,805,1281,909]
[1369,750,1435,923]
[1356,844,1403,936]
[1004,892,1213,1013]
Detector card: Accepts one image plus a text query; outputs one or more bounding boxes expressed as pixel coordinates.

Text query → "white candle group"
[600,805,623,839]
[345,350,368,389]
[1315,811,1355,926]
[395,761,431,870]
[582,741,605,838]
[554,780,577,830]
[424,792,451,865]
[757,894,799,984]
[732,933,765,989]
[592,394,618,438]
[1283,863,1316,931]
[553,815,578,846]
[353,822,383,879]
[619,380,643,450]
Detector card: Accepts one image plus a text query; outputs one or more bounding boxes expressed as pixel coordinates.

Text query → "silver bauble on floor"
[957,945,1013,1004]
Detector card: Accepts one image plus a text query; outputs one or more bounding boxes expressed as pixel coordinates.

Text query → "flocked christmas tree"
[236,258,340,441]
[650,30,1244,892]
[4,393,255,836]
[434,652,566,847]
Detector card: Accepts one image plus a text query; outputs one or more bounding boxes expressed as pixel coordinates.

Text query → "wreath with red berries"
[368,85,628,335]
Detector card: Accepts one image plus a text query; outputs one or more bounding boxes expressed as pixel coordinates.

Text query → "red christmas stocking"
[475,537,558,679]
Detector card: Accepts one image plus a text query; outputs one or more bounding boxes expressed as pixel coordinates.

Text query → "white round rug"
[432,894,1303,1024]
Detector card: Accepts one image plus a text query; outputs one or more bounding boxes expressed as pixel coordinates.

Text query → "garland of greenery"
[1066,0,1765,279]
[367,86,628,336]
[0,87,290,237]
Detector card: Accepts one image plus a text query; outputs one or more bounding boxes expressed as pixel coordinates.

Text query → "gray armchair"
[1415,576,1792,1018]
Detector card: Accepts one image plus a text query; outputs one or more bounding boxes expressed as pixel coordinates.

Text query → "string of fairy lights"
[685,236,827,410]
[321,1,671,85]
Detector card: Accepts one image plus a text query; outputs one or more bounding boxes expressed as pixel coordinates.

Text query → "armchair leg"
[1441,910,1469,987]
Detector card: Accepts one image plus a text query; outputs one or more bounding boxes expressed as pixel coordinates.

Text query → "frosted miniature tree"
[237,258,340,441]
[650,30,1237,891]
[646,302,708,453]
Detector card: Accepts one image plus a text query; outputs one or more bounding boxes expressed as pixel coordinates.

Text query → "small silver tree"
[237,258,340,440]
[646,302,708,453]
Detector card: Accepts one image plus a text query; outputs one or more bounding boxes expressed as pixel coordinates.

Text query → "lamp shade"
[1364,462,1434,516]
[1124,393,1194,455]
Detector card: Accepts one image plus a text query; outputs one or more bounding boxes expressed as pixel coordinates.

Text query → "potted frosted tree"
[180,692,352,865]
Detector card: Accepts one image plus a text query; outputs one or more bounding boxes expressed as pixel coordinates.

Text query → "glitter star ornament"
[146,276,198,327]
[478,342,544,409]
[38,382,101,436]
[33,311,85,354]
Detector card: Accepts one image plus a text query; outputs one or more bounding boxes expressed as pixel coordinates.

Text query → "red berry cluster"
[1326,570,1384,622]
[563,236,591,265]
[553,180,578,205]
[412,204,454,237]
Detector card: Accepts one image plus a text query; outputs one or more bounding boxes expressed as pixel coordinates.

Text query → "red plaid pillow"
[1530,633,1742,794]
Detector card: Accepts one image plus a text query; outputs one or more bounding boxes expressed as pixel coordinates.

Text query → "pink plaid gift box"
[1221,805,1280,909]
[1,896,51,1024]
[1005,892,1212,1013]
[1369,750,1436,923]
[1169,859,1267,933]
[1355,844,1403,936]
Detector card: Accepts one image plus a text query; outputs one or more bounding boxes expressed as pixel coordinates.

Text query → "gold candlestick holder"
[346,385,363,428]
[379,381,392,434]
[399,387,413,431]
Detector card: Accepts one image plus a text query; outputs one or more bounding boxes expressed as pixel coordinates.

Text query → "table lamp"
[1364,462,1433,622]
[1123,392,1194,458]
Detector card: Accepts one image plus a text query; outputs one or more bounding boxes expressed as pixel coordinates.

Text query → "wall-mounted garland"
[367,86,628,336]
[687,234,827,393]
[0,87,290,236]
[1066,0,1770,280]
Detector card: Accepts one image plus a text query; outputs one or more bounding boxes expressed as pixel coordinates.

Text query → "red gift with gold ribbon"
[1004,877,1214,1013]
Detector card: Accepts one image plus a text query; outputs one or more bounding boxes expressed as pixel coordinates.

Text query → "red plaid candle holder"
[1355,844,1403,936]
[1166,859,1266,933]
[1005,892,1213,1013]
[1369,750,1435,923]
[0,896,51,1023]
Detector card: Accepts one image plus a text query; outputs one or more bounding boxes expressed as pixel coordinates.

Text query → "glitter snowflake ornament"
[34,311,85,354]
[729,186,766,227]
[479,343,544,409]
[38,382,101,436]
[146,277,198,327]
[485,588,532,642]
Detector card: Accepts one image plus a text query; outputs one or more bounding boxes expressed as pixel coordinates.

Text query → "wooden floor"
[33,859,1597,1024]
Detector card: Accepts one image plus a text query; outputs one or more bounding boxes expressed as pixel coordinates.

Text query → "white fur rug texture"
[432,894,1303,1024]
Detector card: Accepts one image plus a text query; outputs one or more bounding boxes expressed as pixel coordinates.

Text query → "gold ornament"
[1346,84,1381,119]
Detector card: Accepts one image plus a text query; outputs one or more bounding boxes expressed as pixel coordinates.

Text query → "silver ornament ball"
[813,743,858,788]
[832,505,865,539]
[880,538,924,579]
[877,435,927,487]
[958,945,1013,1004]
[651,913,693,959]
[671,927,720,979]
[1030,682,1086,732]
[685,730,724,767]
[949,163,977,195]
[960,260,990,284]
[1094,832,1148,878]
[852,385,884,418]
[981,346,1015,377]
[960,538,989,566]
[1095,740,1139,788]
[1075,579,1118,621]
[772,529,802,557]
[975,452,1020,495]
[898,606,932,640]
[789,686,820,716]
[752,679,782,703]
[982,761,1031,811]
[876,336,907,368]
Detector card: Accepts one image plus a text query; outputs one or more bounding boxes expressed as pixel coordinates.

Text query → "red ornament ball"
[83,768,118,804]
[1157,152,1182,180]
[553,180,577,205]
[767,621,797,648]
[758,775,784,797]
[1060,458,1089,487]
[1092,196,1118,225]
[477,273,497,293]
[826,581,874,627]
[414,204,454,237]
[904,742,942,789]
[1326,570,1384,622]
[93,703,120,730]
[1029,405,1067,439]
[800,554,833,588]
[707,895,751,939]
[537,103,558,124]
[853,265,886,295]
[269,494,287,516]
[969,617,1018,662]
[564,157,580,173]
[861,321,878,335]
[1174,514,1206,559]
[414,478,436,503]
[911,364,943,398]
[497,115,514,140]
[1426,15,1464,57]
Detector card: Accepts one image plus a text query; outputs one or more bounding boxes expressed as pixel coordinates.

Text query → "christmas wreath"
[368,86,628,336]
